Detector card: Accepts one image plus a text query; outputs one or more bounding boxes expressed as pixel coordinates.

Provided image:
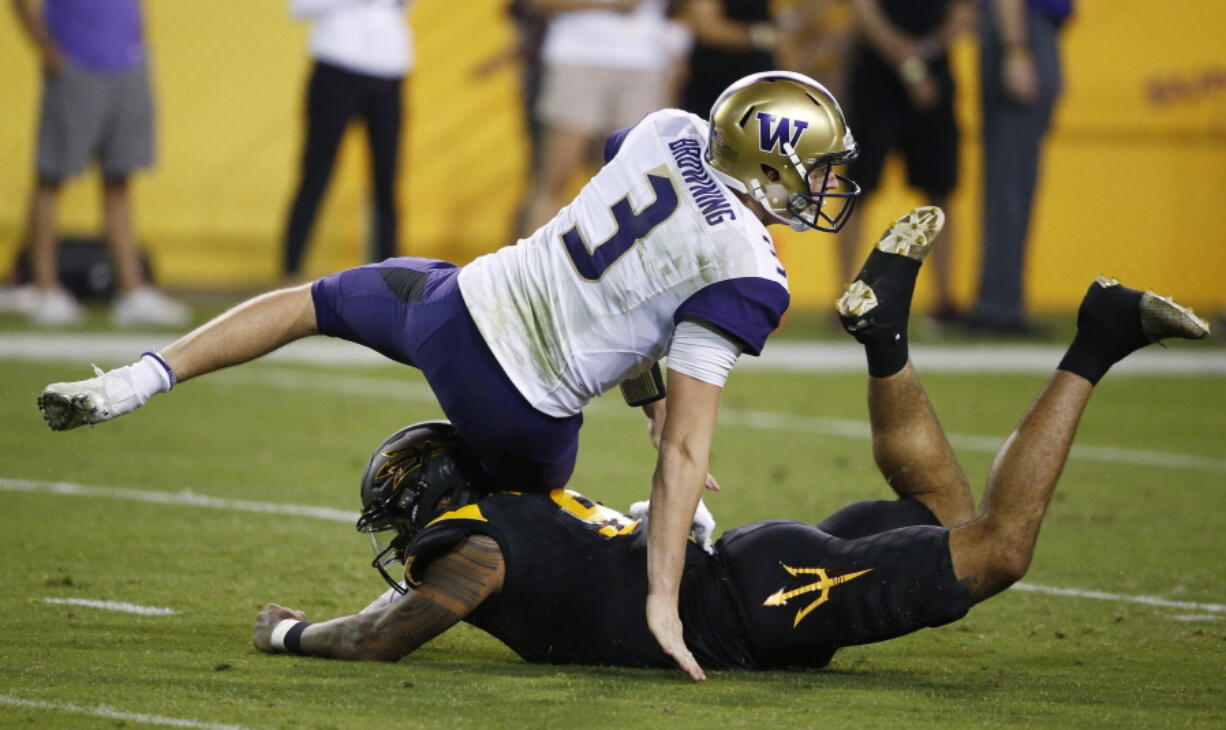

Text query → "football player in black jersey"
[253,225,1209,675]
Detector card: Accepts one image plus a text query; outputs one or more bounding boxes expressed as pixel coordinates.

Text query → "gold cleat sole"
[1095,275,1210,342]
[836,280,879,320]
[1140,291,1211,341]
[875,206,945,262]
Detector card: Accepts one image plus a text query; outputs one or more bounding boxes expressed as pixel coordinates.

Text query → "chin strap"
[780,141,809,183]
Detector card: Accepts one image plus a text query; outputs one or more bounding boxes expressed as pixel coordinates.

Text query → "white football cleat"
[38,364,150,431]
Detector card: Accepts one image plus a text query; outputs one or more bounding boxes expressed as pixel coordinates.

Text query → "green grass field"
[1,330,1223,728]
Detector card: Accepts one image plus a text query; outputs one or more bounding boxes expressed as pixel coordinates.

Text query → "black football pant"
[716,499,972,669]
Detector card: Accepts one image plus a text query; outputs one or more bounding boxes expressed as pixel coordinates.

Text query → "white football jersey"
[458,109,790,418]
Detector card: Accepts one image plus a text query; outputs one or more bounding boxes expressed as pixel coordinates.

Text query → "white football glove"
[690,499,716,555]
[360,581,410,614]
[629,498,717,555]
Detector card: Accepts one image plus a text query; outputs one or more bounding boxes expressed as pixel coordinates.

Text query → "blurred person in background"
[281,0,412,285]
[836,0,974,326]
[966,0,1072,335]
[773,0,856,99]
[471,0,550,237]
[673,0,779,117]
[518,0,686,236]
[4,0,189,327]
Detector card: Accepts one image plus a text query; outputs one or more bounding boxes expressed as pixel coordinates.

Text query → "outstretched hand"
[646,593,707,681]
[252,603,307,653]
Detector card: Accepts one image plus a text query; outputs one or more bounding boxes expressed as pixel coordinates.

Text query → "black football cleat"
[1077,275,1209,348]
[836,206,944,344]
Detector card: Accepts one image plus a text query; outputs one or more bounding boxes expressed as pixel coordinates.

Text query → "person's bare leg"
[838,206,971,524]
[29,178,61,290]
[948,371,1091,601]
[39,284,317,430]
[101,176,145,293]
[949,278,1210,603]
[519,125,589,237]
[868,364,974,526]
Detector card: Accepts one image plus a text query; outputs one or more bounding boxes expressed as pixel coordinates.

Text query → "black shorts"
[716,500,971,669]
[845,50,960,197]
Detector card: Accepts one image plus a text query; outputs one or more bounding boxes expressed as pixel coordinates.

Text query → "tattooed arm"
[252,535,505,661]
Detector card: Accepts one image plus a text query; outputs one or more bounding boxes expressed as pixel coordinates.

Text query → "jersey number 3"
[562,173,678,281]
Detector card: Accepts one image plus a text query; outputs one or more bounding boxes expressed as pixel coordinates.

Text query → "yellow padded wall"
[0,1,1222,312]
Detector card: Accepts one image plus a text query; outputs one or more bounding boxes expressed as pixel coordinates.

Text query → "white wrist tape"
[270,619,299,652]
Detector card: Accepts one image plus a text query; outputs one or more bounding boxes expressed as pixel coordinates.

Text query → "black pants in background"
[283,61,404,277]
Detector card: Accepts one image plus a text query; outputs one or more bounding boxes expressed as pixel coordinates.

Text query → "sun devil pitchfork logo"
[762,563,873,627]
[756,111,809,154]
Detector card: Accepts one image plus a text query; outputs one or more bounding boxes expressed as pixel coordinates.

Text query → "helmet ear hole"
[760,164,781,183]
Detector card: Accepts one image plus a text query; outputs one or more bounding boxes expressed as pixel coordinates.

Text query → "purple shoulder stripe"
[675,278,790,356]
[603,125,636,163]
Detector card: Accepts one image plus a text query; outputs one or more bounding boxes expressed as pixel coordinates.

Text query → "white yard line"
[1008,582,1226,613]
[0,477,355,523]
[0,695,250,730]
[42,598,178,616]
[3,478,1221,616]
[2,332,1223,375]
[226,368,1226,475]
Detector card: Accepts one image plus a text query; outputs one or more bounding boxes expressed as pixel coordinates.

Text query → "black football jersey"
[403,489,756,669]
[403,492,969,670]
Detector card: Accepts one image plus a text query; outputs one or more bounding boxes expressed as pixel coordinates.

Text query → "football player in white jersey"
[38,71,861,680]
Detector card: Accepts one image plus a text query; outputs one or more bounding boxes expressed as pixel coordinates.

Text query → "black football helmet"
[355,421,485,593]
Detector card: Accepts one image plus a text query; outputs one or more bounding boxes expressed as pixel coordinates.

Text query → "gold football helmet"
[707,71,860,233]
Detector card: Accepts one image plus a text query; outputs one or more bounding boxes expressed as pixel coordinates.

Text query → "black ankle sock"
[843,250,920,378]
[861,327,911,378]
[1057,282,1149,385]
[1057,331,1118,385]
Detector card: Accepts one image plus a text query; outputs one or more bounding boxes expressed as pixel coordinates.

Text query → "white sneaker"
[112,286,190,327]
[38,364,149,431]
[28,287,84,327]
[0,284,38,314]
